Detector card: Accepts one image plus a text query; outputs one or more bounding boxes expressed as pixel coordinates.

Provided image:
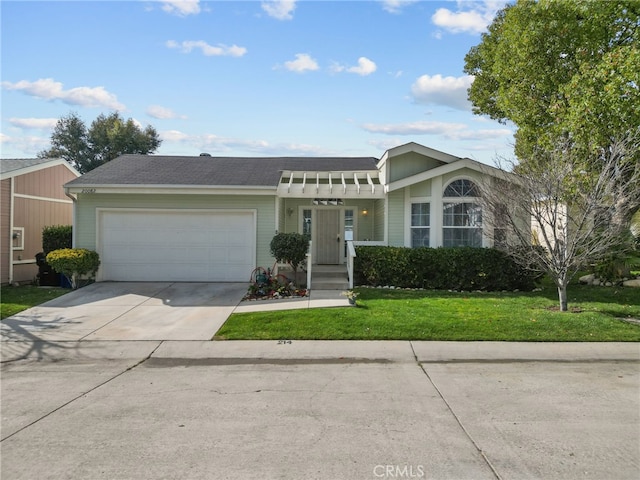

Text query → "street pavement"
[1,283,639,479]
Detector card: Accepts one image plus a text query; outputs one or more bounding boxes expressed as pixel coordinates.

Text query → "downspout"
[8,177,15,284]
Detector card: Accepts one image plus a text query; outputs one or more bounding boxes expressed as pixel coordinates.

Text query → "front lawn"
[216,283,640,341]
[1,285,69,319]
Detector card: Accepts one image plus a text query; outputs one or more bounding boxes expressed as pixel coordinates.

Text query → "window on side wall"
[411,203,430,247]
[443,179,482,247]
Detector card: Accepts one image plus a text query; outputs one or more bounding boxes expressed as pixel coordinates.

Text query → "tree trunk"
[557,284,568,312]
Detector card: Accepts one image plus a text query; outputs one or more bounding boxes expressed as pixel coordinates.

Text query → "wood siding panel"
[387,190,405,246]
[389,152,444,183]
[14,165,77,200]
[13,196,73,263]
[75,193,276,269]
[1,179,11,284]
[373,198,385,242]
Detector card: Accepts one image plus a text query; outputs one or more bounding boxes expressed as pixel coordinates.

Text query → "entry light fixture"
[362,209,368,216]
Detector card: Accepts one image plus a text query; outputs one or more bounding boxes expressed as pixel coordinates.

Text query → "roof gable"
[388,157,515,192]
[1,158,79,180]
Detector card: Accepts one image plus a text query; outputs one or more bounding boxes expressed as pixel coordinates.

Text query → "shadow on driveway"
[1,282,248,360]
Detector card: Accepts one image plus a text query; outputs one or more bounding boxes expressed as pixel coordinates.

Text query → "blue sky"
[1,0,514,163]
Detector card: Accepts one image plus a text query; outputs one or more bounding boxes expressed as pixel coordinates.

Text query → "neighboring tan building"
[1,158,80,285]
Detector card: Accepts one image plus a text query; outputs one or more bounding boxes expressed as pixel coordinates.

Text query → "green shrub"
[42,225,72,254]
[270,233,310,284]
[354,246,538,291]
[46,248,100,289]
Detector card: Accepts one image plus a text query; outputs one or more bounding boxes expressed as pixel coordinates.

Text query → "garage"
[98,209,256,282]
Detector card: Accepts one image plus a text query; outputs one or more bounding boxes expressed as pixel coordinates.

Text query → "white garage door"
[99,210,255,282]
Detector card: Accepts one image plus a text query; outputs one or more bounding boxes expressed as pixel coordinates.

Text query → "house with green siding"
[64,142,509,285]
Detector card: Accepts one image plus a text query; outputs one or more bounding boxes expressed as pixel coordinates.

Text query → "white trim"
[12,259,36,265]
[67,185,275,196]
[13,193,73,204]
[8,177,15,283]
[407,196,431,248]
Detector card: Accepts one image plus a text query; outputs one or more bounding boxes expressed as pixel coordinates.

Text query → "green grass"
[216,281,640,342]
[1,285,70,319]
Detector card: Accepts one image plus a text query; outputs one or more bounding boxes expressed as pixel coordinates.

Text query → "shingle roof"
[1,158,59,175]
[65,154,380,188]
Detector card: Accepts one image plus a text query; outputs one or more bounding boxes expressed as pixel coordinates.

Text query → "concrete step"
[312,279,350,290]
[311,265,349,290]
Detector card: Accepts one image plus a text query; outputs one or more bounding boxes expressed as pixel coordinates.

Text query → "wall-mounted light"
[362,209,368,216]
[286,207,294,217]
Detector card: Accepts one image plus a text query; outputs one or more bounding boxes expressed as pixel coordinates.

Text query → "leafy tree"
[39,112,161,173]
[480,134,640,312]
[270,233,310,286]
[464,0,640,164]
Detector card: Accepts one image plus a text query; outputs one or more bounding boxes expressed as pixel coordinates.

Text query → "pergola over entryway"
[276,170,387,199]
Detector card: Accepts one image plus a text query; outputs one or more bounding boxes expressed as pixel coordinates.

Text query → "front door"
[316,209,341,264]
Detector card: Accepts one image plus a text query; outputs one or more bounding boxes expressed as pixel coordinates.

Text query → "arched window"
[443,179,479,197]
[443,179,482,247]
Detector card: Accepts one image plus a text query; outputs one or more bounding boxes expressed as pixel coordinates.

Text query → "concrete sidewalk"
[2,340,639,480]
[2,338,638,363]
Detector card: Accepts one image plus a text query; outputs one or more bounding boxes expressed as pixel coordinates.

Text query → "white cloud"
[166,40,247,57]
[381,0,419,14]
[332,57,377,76]
[362,119,513,143]
[0,132,50,156]
[146,105,186,120]
[431,1,505,35]
[9,117,58,130]
[447,128,513,142]
[161,129,191,142]
[362,120,468,136]
[262,0,296,20]
[410,74,474,110]
[160,0,201,17]
[159,129,330,156]
[1,78,125,110]
[283,53,319,73]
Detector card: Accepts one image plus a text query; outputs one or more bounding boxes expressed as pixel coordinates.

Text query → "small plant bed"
[243,267,308,301]
[217,280,640,341]
[1,285,69,320]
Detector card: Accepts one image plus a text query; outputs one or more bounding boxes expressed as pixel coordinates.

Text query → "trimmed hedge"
[354,246,538,291]
[42,225,72,254]
[46,248,100,289]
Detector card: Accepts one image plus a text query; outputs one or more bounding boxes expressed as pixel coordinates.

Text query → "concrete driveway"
[1,282,248,345]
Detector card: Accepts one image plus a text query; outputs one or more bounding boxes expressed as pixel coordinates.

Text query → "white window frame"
[442,178,483,248]
[12,227,24,251]
[410,202,430,248]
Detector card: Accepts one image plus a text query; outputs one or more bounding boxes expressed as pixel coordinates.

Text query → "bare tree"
[480,134,640,311]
